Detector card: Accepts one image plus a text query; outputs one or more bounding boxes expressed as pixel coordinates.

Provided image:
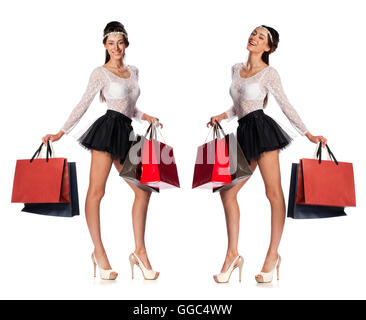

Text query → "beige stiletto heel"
[93,257,97,278]
[213,255,244,283]
[255,254,281,283]
[129,254,135,279]
[238,257,244,282]
[91,252,118,280]
[129,252,159,280]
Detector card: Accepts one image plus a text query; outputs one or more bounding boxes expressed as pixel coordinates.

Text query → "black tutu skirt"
[78,109,134,164]
[237,109,293,165]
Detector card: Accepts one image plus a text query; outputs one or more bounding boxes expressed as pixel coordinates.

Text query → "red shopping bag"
[140,139,160,184]
[192,124,231,189]
[11,141,70,203]
[140,124,180,189]
[296,143,356,207]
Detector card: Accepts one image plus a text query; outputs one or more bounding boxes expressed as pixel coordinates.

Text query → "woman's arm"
[42,67,104,144]
[130,65,162,127]
[129,66,144,123]
[207,64,238,127]
[207,111,229,128]
[224,105,237,121]
[264,67,328,145]
[264,67,309,136]
[60,67,104,134]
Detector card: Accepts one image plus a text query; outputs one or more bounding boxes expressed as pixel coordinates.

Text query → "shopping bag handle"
[214,125,222,139]
[39,140,56,158]
[143,122,158,141]
[313,142,338,165]
[151,121,166,143]
[323,144,338,165]
[150,123,157,141]
[205,125,220,142]
[204,121,226,142]
[214,120,226,138]
[30,140,53,163]
[143,123,155,140]
[143,123,152,138]
[204,125,215,142]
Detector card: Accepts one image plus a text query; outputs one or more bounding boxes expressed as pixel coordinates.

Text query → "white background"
[0,0,365,300]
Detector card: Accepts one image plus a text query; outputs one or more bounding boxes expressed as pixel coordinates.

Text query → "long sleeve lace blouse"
[225,63,308,135]
[60,65,144,134]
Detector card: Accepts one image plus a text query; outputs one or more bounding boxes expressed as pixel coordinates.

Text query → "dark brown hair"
[100,21,129,102]
[259,25,279,108]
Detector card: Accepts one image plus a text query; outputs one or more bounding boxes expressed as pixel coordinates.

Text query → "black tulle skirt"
[78,109,134,164]
[237,109,293,165]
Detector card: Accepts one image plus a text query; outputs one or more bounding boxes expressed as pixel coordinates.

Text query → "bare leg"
[255,149,285,278]
[85,150,117,277]
[215,160,258,277]
[113,160,158,273]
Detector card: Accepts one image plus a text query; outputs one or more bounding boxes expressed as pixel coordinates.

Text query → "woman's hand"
[142,113,163,129]
[207,113,227,128]
[42,130,64,145]
[305,132,327,147]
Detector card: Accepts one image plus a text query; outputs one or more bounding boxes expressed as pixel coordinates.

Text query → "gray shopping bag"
[120,126,159,193]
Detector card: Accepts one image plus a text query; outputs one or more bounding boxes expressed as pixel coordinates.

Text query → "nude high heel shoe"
[91,252,118,280]
[255,255,281,283]
[213,255,244,283]
[129,252,159,280]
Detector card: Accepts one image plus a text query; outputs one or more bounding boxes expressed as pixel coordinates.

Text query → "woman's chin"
[246,46,260,53]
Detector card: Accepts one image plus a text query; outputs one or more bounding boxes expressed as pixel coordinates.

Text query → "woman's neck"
[107,58,124,68]
[246,52,266,70]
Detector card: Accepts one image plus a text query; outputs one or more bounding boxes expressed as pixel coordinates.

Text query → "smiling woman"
[41,20,162,282]
[100,22,130,101]
[208,24,328,285]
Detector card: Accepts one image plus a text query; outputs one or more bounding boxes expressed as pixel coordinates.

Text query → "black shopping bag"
[21,162,80,217]
[287,163,346,219]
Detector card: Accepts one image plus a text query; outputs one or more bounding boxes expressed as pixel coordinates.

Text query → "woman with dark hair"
[209,25,328,283]
[42,21,160,280]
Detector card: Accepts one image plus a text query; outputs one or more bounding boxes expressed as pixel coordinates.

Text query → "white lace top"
[225,63,308,135]
[61,65,144,133]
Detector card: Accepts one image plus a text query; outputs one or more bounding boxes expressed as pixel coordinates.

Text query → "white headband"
[259,26,273,43]
[103,31,127,39]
